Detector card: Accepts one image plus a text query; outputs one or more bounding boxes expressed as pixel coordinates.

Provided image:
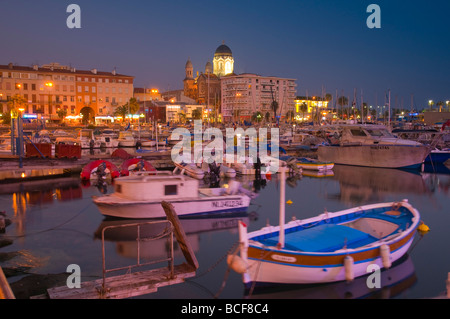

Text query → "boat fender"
[380,244,391,269]
[227,255,247,274]
[418,221,430,233]
[344,255,354,282]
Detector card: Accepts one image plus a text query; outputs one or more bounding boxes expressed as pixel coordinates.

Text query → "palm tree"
[299,102,308,121]
[337,96,348,119]
[178,111,186,123]
[114,105,128,119]
[251,111,262,123]
[191,108,202,120]
[7,94,28,116]
[285,110,295,123]
[271,100,279,122]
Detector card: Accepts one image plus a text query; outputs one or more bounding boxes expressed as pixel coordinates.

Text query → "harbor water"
[1,163,449,299]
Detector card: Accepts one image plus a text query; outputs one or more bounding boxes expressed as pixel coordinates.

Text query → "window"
[164,185,178,196]
[350,129,367,137]
[84,86,89,93]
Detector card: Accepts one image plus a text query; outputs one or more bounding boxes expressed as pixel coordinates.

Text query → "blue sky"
[1,0,449,109]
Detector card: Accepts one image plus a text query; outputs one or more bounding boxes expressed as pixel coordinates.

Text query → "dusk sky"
[1,0,449,110]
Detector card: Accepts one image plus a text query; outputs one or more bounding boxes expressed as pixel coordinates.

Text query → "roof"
[0,63,133,78]
[215,44,232,56]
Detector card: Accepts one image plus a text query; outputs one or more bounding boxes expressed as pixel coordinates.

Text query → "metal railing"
[100,220,175,291]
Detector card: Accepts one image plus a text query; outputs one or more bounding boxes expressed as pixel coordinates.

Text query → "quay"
[0,148,175,183]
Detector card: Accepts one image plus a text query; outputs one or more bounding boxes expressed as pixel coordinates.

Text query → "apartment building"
[0,63,133,122]
[221,73,297,122]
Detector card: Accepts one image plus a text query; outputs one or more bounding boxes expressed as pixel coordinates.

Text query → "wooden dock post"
[0,267,15,299]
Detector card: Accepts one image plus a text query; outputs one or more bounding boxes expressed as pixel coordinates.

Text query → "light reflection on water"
[0,163,449,299]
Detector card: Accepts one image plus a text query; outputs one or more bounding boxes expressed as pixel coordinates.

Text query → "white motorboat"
[92,172,253,219]
[173,162,205,179]
[96,135,120,148]
[117,131,136,147]
[78,129,102,149]
[318,124,431,169]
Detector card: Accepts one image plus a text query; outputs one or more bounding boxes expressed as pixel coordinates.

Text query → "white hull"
[317,144,430,169]
[174,162,205,179]
[118,140,136,147]
[94,194,251,219]
[80,140,102,149]
[242,237,413,286]
[141,140,157,147]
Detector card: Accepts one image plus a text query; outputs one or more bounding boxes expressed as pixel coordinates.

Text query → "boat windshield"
[366,128,394,138]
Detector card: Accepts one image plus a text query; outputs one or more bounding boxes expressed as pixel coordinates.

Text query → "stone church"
[183,42,235,114]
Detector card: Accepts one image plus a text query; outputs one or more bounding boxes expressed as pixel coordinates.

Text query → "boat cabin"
[113,174,199,201]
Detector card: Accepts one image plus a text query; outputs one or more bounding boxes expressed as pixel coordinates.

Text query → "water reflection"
[244,254,416,299]
[329,165,431,204]
[2,177,82,218]
[94,214,253,262]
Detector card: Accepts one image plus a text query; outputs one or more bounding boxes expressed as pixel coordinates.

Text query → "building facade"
[221,73,297,122]
[134,88,161,103]
[294,96,330,121]
[0,63,133,123]
[182,42,234,113]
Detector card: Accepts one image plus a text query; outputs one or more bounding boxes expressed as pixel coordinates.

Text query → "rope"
[213,243,241,298]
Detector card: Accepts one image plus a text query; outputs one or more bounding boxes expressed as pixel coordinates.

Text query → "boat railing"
[99,220,175,293]
[134,170,173,177]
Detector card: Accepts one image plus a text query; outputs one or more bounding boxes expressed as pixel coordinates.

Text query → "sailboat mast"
[278,168,286,248]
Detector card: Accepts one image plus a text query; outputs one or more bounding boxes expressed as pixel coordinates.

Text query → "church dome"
[185,58,193,68]
[205,61,213,74]
[215,43,232,56]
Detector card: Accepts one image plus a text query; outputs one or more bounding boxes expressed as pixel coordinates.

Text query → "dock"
[0,148,175,183]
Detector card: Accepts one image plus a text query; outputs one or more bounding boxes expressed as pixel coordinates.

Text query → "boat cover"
[257,224,377,252]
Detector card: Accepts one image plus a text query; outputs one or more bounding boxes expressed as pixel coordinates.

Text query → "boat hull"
[243,233,415,287]
[93,194,251,219]
[317,144,430,169]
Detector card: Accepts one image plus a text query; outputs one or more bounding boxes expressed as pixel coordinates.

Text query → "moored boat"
[120,158,156,176]
[173,161,205,179]
[92,173,253,219]
[317,124,431,169]
[117,131,136,147]
[281,156,334,171]
[235,170,421,288]
[80,160,120,181]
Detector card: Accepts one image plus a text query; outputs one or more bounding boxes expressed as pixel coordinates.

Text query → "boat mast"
[278,168,286,248]
[388,89,391,129]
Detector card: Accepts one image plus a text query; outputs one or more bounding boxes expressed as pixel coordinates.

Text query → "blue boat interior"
[253,205,414,252]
